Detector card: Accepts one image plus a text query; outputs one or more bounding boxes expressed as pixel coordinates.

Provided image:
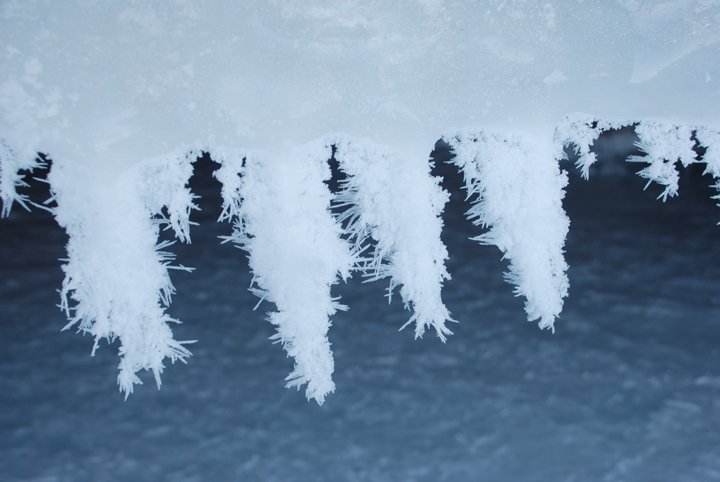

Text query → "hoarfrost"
[446,129,570,331]
[216,142,354,404]
[0,141,43,217]
[630,122,697,201]
[557,115,720,208]
[554,115,630,180]
[1,0,719,401]
[332,135,453,340]
[50,151,197,398]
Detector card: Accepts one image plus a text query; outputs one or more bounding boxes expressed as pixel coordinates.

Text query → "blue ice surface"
[2,139,720,482]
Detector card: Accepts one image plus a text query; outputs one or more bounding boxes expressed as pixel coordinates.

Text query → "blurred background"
[2,129,720,481]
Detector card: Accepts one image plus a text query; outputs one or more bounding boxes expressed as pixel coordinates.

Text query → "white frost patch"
[50,151,197,398]
[216,142,354,405]
[445,129,570,331]
[332,135,453,341]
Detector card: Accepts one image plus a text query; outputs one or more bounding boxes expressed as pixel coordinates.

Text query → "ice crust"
[1,1,718,168]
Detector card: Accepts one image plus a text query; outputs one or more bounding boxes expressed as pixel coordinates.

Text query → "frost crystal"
[217,142,354,404]
[558,117,720,209]
[446,129,570,331]
[332,135,453,341]
[51,151,197,398]
[554,115,630,180]
[0,141,43,217]
[630,122,697,201]
[696,127,720,212]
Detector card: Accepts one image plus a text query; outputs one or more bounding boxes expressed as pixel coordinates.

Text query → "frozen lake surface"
[2,143,720,481]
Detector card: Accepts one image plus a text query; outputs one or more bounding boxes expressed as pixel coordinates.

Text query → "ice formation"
[332,135,453,341]
[215,142,355,404]
[446,130,569,331]
[0,141,43,217]
[556,115,720,205]
[1,1,719,400]
[51,150,197,397]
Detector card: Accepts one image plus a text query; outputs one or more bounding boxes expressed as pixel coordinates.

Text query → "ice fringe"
[0,140,44,217]
[629,121,697,202]
[331,135,454,341]
[554,115,629,180]
[50,151,198,399]
[556,114,720,207]
[4,117,719,402]
[215,142,355,405]
[213,136,453,402]
[445,129,570,332]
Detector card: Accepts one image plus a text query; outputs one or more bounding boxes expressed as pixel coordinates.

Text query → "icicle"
[445,129,570,331]
[216,142,354,405]
[331,135,453,341]
[629,121,697,202]
[50,151,198,398]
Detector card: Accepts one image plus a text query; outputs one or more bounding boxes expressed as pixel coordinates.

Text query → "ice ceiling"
[1,0,718,169]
